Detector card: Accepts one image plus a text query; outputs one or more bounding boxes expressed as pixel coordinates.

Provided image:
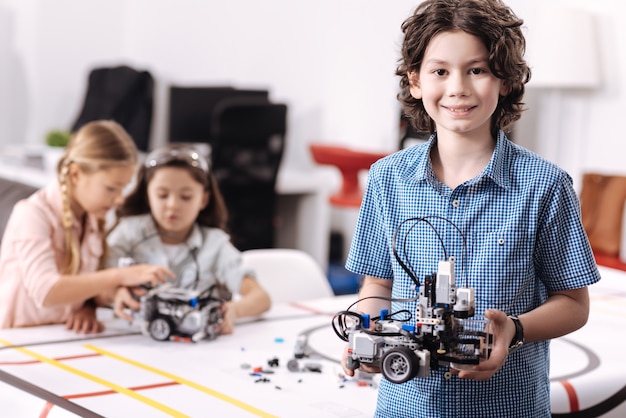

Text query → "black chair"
[210,97,287,251]
[167,86,269,148]
[72,65,154,152]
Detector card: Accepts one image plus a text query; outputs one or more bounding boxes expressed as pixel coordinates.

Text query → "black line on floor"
[0,369,104,418]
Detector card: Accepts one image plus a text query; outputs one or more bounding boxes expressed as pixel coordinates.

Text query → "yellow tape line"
[0,338,187,417]
[84,344,277,418]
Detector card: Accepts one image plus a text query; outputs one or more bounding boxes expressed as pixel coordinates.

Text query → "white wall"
[0,0,624,183]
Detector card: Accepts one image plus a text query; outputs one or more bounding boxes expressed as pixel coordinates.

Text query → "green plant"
[45,129,72,147]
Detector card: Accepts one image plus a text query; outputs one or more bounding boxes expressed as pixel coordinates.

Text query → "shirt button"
[452,199,460,208]
[444,371,453,380]
[498,238,505,245]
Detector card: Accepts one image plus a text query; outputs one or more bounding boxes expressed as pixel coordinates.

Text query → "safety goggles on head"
[144,146,210,173]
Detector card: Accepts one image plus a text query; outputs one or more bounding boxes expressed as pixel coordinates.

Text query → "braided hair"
[57,120,137,274]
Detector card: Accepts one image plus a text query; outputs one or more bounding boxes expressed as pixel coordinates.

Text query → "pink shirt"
[0,182,102,328]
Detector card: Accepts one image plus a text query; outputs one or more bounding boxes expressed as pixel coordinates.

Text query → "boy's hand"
[341,344,381,377]
[452,309,515,380]
[66,303,104,334]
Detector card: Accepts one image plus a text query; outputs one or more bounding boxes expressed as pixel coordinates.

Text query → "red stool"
[309,144,388,208]
[309,144,388,262]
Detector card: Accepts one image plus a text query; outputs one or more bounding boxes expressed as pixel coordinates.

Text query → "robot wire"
[393,215,468,288]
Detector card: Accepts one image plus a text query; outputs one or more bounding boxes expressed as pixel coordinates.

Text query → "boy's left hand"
[66,303,105,334]
[452,309,515,380]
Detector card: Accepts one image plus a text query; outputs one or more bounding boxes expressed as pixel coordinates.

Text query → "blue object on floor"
[327,261,362,295]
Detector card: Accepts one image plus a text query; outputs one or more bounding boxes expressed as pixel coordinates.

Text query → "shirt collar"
[481,130,511,190]
[414,130,511,190]
[405,134,435,183]
[144,215,203,249]
[186,223,204,249]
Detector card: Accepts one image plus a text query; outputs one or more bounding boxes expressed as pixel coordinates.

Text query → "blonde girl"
[0,120,172,333]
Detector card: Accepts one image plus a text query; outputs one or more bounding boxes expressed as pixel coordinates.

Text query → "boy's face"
[408,30,507,139]
[146,166,209,243]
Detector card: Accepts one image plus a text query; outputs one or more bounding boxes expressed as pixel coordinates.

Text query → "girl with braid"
[0,120,172,333]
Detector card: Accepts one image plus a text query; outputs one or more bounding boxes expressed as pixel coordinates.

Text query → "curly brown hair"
[396,0,531,137]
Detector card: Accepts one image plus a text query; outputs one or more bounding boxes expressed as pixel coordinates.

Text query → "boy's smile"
[408,30,507,140]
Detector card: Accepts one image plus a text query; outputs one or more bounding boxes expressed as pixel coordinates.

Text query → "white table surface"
[549,265,626,417]
[1,270,624,417]
[0,295,376,418]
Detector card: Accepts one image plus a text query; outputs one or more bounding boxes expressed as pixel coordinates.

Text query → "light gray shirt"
[106,214,252,293]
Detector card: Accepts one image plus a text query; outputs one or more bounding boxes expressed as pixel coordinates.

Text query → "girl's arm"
[220,276,271,334]
[230,275,271,318]
[42,264,174,307]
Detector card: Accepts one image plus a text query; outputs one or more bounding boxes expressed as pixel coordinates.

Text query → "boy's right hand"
[341,344,381,376]
[118,264,174,288]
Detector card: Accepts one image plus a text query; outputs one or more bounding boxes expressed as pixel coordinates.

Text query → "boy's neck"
[431,131,496,189]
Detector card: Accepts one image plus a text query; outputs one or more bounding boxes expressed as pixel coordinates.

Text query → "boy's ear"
[408,71,422,99]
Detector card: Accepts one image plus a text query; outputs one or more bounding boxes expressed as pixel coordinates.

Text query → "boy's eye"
[434,69,447,76]
[470,68,484,75]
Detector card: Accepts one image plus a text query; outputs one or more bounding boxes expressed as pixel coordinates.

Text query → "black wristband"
[507,315,524,353]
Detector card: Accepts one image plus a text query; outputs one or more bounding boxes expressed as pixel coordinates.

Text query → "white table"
[0,145,332,270]
[0,296,377,418]
[1,270,625,418]
[549,265,626,417]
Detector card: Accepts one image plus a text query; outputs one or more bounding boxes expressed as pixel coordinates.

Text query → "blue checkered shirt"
[346,131,600,418]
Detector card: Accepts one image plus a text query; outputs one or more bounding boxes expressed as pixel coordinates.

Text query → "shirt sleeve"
[535,171,600,290]
[345,163,394,279]
[106,221,131,268]
[6,200,62,307]
[211,232,250,293]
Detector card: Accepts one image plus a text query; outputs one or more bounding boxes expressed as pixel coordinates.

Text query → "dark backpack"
[72,65,154,151]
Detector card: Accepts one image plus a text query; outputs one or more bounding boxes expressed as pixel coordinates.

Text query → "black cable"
[392,215,469,288]
[402,218,446,284]
[331,295,419,342]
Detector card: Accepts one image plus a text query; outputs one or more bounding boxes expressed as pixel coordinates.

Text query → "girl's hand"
[452,309,515,380]
[66,303,104,334]
[218,302,237,335]
[118,264,175,288]
[112,286,143,321]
